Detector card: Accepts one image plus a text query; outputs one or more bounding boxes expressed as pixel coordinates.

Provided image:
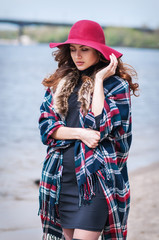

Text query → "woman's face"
[70,44,99,70]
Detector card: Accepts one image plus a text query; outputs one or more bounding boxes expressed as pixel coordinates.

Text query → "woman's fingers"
[80,128,100,148]
[95,54,118,81]
[111,53,118,68]
[89,139,99,148]
[109,54,118,71]
[106,54,118,75]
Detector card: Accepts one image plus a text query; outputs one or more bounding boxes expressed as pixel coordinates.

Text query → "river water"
[0,44,159,200]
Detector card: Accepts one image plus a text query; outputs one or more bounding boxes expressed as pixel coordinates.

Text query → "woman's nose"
[75,50,82,58]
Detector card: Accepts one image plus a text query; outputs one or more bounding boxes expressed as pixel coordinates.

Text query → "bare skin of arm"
[52,126,100,149]
[91,53,118,116]
[52,54,118,148]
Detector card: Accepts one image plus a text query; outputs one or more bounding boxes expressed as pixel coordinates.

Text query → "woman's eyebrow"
[70,44,76,48]
[70,45,86,48]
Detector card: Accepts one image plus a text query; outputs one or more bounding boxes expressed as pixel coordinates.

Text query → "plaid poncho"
[38,75,132,240]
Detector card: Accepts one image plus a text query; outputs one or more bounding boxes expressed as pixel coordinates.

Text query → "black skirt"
[58,144,108,231]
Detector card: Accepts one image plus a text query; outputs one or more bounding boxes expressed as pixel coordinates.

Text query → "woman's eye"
[70,48,76,52]
[82,48,89,51]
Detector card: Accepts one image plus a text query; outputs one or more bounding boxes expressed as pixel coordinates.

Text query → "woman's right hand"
[52,126,100,148]
[79,128,100,148]
[94,53,118,83]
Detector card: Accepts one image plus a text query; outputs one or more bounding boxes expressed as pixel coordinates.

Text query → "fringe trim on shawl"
[78,167,114,206]
[43,233,64,240]
[38,201,58,223]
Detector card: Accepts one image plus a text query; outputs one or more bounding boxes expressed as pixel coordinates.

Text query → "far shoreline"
[0,38,159,50]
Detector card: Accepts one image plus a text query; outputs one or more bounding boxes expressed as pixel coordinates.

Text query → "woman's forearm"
[92,80,105,116]
[52,126,81,140]
[52,126,100,148]
[92,54,118,116]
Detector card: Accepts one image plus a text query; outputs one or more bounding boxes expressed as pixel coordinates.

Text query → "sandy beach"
[0,161,159,240]
[127,161,159,240]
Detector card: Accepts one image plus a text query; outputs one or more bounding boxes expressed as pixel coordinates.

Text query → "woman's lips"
[76,62,84,66]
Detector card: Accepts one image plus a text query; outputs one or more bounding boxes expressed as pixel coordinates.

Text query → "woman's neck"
[79,61,107,77]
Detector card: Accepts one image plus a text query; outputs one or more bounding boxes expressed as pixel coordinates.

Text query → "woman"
[38,20,138,240]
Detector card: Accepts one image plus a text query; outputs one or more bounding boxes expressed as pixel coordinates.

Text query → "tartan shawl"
[38,75,132,240]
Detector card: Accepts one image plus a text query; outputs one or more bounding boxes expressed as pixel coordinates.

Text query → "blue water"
[0,44,159,200]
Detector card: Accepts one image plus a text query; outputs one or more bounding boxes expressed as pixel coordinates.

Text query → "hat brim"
[49,39,122,60]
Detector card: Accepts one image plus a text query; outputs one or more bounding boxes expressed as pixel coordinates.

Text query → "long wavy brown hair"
[42,45,139,96]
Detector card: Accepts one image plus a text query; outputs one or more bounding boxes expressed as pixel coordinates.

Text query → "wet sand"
[0,162,159,240]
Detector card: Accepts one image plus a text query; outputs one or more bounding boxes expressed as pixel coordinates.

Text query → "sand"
[127,162,159,240]
[0,162,159,240]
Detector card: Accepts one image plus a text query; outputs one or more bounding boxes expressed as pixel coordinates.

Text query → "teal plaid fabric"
[39,76,132,239]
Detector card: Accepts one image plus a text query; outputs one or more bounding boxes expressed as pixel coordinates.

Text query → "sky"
[0,0,159,29]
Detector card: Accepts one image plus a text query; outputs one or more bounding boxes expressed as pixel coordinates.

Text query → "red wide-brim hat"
[49,20,123,61]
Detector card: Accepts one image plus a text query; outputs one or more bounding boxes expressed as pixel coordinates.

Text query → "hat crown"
[68,20,106,45]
